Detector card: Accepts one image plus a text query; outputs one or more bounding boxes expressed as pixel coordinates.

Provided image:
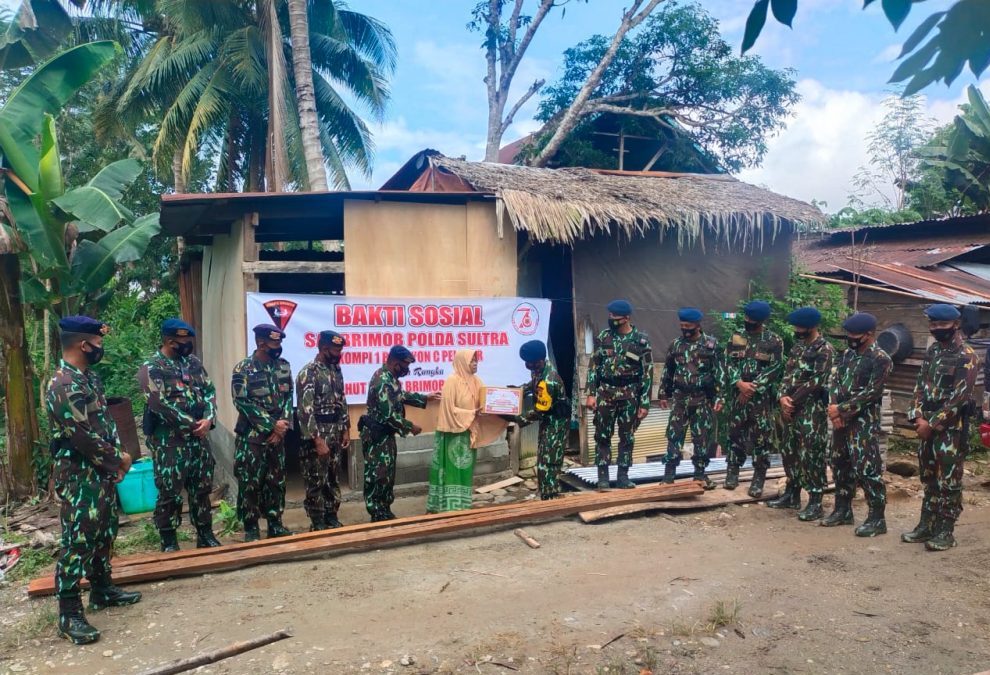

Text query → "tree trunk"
[286,0,328,191]
[172,146,187,194]
[0,254,40,498]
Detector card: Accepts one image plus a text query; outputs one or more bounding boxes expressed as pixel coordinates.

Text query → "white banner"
[245,294,552,404]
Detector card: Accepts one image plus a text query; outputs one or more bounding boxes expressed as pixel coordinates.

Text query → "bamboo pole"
[136,629,292,675]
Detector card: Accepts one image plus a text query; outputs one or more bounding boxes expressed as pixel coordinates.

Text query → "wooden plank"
[475,476,523,494]
[27,482,702,596]
[242,260,345,275]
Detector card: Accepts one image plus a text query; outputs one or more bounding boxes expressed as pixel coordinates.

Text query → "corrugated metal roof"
[795,233,990,274]
[832,260,990,305]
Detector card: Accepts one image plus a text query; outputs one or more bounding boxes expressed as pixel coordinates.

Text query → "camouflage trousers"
[148,434,215,532]
[830,410,886,507]
[726,393,775,470]
[299,440,344,521]
[918,425,967,521]
[780,400,828,495]
[594,398,640,468]
[664,395,716,469]
[361,430,397,520]
[234,436,286,523]
[538,417,568,500]
[54,459,119,599]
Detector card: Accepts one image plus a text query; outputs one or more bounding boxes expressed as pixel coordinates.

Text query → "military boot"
[901,509,936,543]
[854,503,887,537]
[58,597,100,645]
[196,527,221,548]
[159,529,180,552]
[267,518,293,538]
[820,495,854,527]
[766,482,800,509]
[723,463,740,491]
[615,466,635,489]
[925,518,957,551]
[797,492,824,522]
[662,462,677,484]
[596,465,610,490]
[325,514,343,529]
[88,575,142,611]
[748,464,767,498]
[243,519,261,542]
[692,467,716,491]
[309,515,328,532]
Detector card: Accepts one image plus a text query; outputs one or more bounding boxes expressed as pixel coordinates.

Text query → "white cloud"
[735,77,990,212]
[872,43,902,64]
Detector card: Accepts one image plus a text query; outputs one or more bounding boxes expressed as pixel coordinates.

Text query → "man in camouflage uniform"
[773,307,834,518]
[517,340,570,499]
[660,307,724,489]
[360,345,438,521]
[585,299,653,490]
[823,312,893,536]
[47,316,141,645]
[724,300,784,497]
[903,304,978,551]
[137,319,220,552]
[231,323,294,541]
[296,330,350,531]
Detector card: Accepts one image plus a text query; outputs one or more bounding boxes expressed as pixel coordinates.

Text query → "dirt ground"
[3,459,990,675]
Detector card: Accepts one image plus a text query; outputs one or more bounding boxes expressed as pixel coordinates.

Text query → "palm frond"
[309,33,390,118]
[312,73,373,178]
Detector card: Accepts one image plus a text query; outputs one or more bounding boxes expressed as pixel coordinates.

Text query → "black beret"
[318,330,346,347]
[787,307,821,328]
[519,340,547,362]
[253,323,285,341]
[744,300,771,322]
[678,307,703,322]
[161,318,196,338]
[842,312,878,333]
[59,315,109,336]
[924,304,960,321]
[389,345,415,362]
[607,299,633,316]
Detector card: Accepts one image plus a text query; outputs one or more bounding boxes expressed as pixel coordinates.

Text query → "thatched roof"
[389,152,825,248]
[0,195,23,256]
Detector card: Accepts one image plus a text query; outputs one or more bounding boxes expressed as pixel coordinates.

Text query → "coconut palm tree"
[99,0,395,192]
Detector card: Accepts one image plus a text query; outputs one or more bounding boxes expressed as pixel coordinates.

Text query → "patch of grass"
[215,500,241,536]
[113,522,190,556]
[0,603,57,651]
[6,546,57,582]
[706,598,742,631]
[544,644,579,675]
[668,615,702,637]
[595,661,632,675]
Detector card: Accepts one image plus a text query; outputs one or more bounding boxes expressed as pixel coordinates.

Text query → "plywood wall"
[343,200,518,432]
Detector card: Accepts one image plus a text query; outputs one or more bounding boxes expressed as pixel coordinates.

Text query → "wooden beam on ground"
[27,483,701,597]
[137,629,292,675]
[475,476,523,493]
[242,260,345,275]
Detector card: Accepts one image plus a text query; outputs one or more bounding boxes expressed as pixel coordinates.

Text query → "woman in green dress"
[427,350,505,512]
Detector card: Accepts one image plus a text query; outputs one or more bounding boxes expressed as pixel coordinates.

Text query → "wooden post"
[243,212,260,293]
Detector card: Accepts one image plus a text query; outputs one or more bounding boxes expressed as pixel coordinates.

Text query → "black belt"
[314,413,342,423]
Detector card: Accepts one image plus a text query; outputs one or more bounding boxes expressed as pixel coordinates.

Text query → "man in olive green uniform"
[231,324,294,541]
[724,300,784,497]
[360,345,439,521]
[585,299,653,490]
[773,307,834,518]
[823,312,893,536]
[296,330,349,530]
[48,316,141,645]
[137,319,220,551]
[518,340,570,499]
[903,304,978,551]
[660,307,724,490]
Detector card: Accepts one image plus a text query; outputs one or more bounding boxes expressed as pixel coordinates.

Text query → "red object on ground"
[980,423,990,449]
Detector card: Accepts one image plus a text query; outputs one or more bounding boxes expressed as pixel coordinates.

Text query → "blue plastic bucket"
[116,457,158,514]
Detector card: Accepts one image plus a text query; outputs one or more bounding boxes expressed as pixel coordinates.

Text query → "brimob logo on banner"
[264,299,298,331]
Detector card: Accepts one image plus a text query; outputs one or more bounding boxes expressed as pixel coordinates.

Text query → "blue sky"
[2,0,985,209]
[356,0,988,210]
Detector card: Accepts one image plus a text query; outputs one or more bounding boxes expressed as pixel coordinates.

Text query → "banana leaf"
[52,158,141,232]
[69,213,160,294]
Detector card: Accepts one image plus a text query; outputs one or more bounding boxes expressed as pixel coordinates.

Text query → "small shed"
[795,214,990,439]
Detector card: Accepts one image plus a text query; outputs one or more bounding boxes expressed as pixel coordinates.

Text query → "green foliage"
[92,289,180,413]
[3,541,56,582]
[535,2,799,172]
[215,499,241,536]
[113,521,191,556]
[742,0,990,96]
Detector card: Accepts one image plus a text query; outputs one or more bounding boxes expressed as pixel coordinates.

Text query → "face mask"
[266,347,283,360]
[396,364,411,378]
[744,320,760,333]
[175,342,194,357]
[608,318,625,331]
[793,330,810,341]
[326,352,342,364]
[681,327,698,339]
[84,342,105,365]
[930,327,956,343]
[846,336,864,350]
